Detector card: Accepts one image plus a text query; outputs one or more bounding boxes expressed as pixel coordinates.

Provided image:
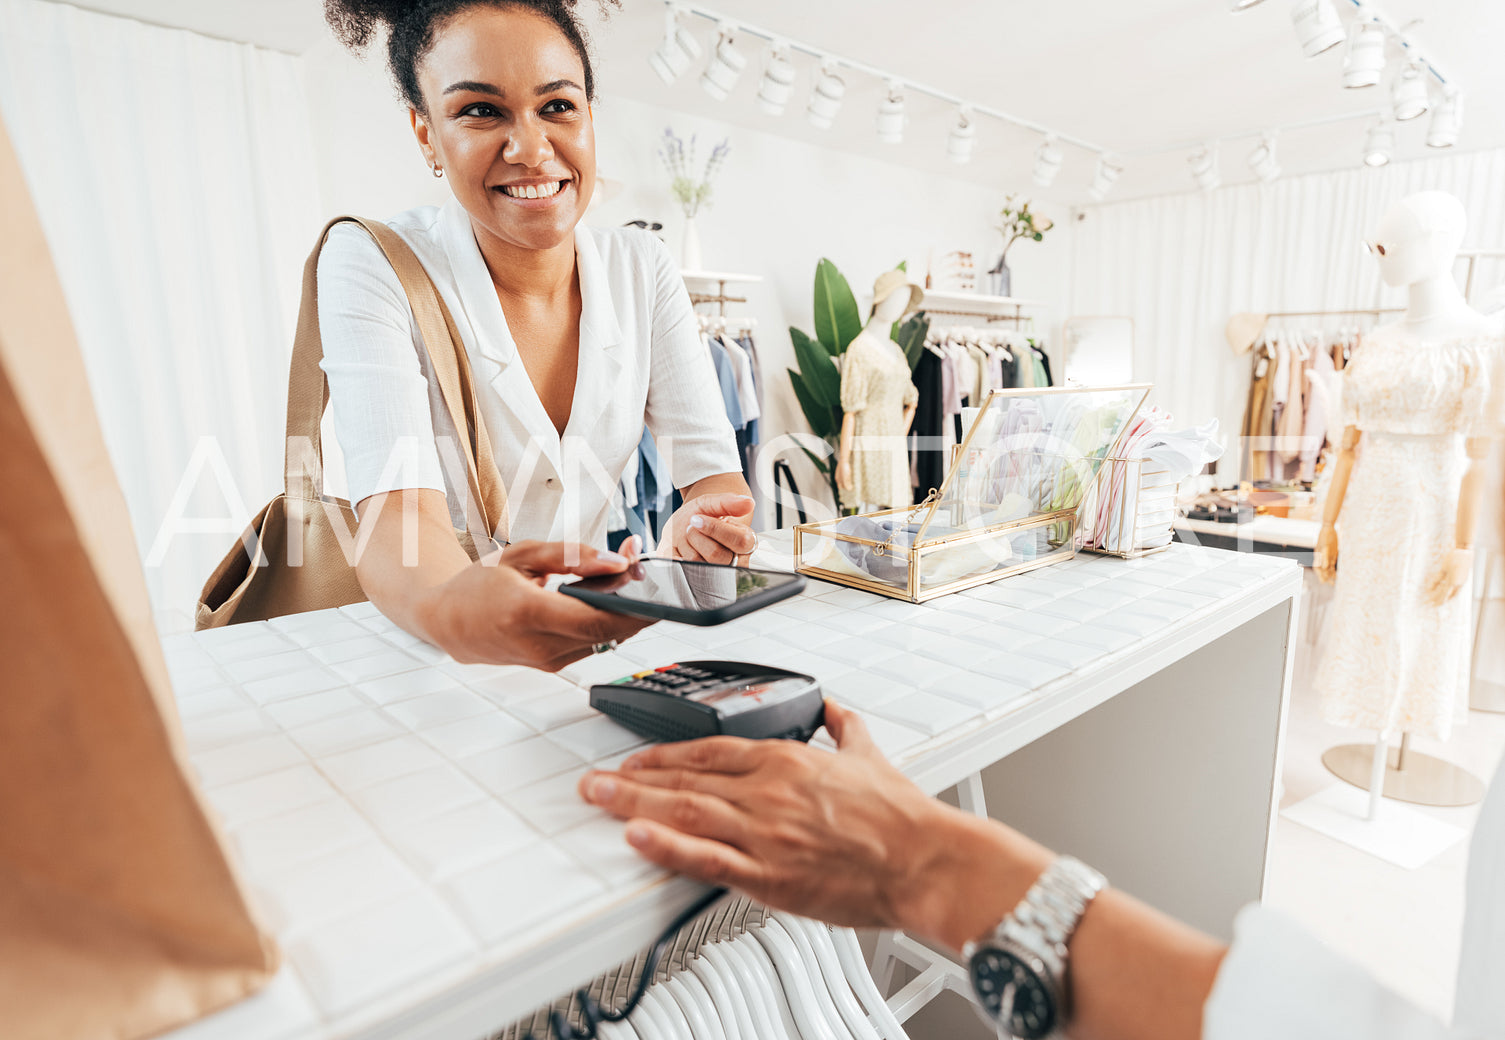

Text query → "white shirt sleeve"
[316,223,447,512]
[1203,905,1486,1040]
[641,235,743,487]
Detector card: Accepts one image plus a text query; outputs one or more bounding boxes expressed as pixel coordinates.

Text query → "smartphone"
[559,558,807,626]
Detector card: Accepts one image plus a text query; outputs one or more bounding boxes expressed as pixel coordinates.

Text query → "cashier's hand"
[1428,547,1474,605]
[429,539,652,671]
[666,493,756,565]
[579,701,1016,940]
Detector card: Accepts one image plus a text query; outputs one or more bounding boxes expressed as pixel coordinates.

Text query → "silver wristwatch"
[963,855,1107,1039]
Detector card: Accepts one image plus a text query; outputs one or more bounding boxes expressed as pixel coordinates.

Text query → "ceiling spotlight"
[1248,136,1281,182]
[756,44,796,116]
[1231,0,1269,9]
[1189,146,1221,191]
[648,7,702,86]
[947,107,976,164]
[1391,63,1430,120]
[1033,136,1064,187]
[875,82,905,145]
[1363,122,1394,166]
[700,25,746,102]
[1291,0,1344,58]
[1428,90,1463,148]
[1087,157,1122,202]
[1341,21,1386,88]
[806,61,846,130]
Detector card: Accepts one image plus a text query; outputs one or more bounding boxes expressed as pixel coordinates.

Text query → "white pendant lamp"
[1087,157,1122,202]
[1391,63,1429,120]
[1291,0,1345,58]
[946,108,976,164]
[1189,146,1221,191]
[806,61,845,129]
[875,82,905,144]
[700,25,746,101]
[1363,122,1394,166]
[755,44,796,116]
[1248,136,1281,182]
[1033,137,1064,188]
[1428,91,1463,148]
[1341,21,1386,88]
[648,7,702,86]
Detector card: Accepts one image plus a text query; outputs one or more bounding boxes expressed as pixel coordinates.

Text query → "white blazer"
[316,200,740,548]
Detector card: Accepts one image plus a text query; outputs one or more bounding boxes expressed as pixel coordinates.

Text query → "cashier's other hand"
[667,493,756,565]
[579,701,954,933]
[430,538,651,671]
[1427,547,1473,605]
[1314,522,1339,584]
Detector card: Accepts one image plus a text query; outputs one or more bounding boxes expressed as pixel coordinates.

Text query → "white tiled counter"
[159,540,1301,1040]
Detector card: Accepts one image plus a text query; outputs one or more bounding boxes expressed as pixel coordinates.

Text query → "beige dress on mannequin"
[1316,330,1503,740]
[840,333,918,508]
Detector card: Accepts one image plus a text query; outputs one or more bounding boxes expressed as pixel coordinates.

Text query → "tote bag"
[0,112,278,1040]
[196,217,509,628]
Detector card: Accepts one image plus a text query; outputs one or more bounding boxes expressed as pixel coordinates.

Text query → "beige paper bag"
[0,112,278,1039]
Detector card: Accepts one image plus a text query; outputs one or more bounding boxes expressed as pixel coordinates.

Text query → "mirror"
[1063,316,1135,385]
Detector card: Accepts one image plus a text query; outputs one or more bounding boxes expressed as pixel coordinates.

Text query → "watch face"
[969,946,1057,1039]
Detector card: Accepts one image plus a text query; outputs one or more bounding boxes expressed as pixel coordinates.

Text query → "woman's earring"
[432,165,444,179]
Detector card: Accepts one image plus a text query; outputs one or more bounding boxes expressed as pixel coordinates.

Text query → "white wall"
[298,42,1074,509]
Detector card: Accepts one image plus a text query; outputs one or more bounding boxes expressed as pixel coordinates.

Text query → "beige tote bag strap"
[353,219,510,548]
[283,216,509,549]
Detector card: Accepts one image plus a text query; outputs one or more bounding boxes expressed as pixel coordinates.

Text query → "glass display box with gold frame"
[793,384,1152,602]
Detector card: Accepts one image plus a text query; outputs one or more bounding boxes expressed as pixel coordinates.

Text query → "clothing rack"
[682,271,763,319]
[1262,306,1402,320]
[688,287,749,315]
[917,289,1041,328]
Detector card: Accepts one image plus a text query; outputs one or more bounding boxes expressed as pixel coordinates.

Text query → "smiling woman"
[314,0,756,670]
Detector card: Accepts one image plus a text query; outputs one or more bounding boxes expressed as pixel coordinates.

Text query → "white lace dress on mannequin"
[1316,329,1503,740]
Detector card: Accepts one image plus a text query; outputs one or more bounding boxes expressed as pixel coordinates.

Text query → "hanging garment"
[1276,336,1308,470]
[1316,332,1504,741]
[1036,344,1054,387]
[1299,347,1336,482]
[840,331,919,508]
[909,348,945,503]
[1239,343,1275,484]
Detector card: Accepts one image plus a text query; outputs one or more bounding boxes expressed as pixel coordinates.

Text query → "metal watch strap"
[1009,855,1107,958]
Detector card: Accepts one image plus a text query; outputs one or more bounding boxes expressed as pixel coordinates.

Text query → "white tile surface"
[387,799,537,881]
[254,840,421,936]
[233,799,377,875]
[220,649,323,685]
[318,736,446,791]
[207,765,339,828]
[556,816,663,886]
[466,669,577,704]
[308,634,395,667]
[195,734,307,789]
[506,687,597,732]
[547,715,650,761]
[287,889,477,1018]
[379,687,495,731]
[358,667,463,705]
[508,770,605,835]
[289,710,403,758]
[261,688,366,730]
[460,737,584,796]
[182,708,277,753]
[241,668,345,704]
[348,764,487,832]
[443,845,606,943]
[418,711,534,759]
[868,691,982,736]
[326,649,423,684]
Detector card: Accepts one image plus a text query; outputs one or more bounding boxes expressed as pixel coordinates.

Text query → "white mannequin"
[835,276,920,505]
[1315,190,1498,819]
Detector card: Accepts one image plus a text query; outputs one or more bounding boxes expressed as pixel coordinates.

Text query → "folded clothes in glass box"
[795,385,1151,602]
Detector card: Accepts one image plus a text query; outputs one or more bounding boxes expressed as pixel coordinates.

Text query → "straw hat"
[1225,312,1269,354]
[873,269,923,315]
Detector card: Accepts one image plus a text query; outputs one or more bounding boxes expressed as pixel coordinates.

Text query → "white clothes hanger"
[644,985,693,1040]
[663,974,721,1040]
[690,945,756,1040]
[628,984,677,1040]
[751,921,844,1040]
[831,928,912,1040]
[779,917,883,1040]
[724,932,799,1039]
[701,941,782,1039]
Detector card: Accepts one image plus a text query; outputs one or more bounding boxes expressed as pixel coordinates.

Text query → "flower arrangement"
[658,128,730,219]
[995,195,1055,264]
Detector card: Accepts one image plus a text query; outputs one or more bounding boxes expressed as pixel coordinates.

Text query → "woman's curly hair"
[324,0,618,114]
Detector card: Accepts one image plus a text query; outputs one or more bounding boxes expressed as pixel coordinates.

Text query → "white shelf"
[679,270,763,285]
[919,289,1044,315]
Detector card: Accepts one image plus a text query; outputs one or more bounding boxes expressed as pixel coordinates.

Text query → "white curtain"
[0,0,325,632]
[1069,148,1505,471]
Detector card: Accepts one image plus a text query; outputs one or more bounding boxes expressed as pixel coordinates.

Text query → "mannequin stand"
[1323,732,1485,815]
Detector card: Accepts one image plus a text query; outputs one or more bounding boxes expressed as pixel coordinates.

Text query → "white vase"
[681,215,703,271]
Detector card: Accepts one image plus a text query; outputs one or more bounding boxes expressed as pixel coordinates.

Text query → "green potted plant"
[788,259,929,512]
[988,195,1054,297]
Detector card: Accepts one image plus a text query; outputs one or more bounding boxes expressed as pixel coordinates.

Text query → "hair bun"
[324,0,432,51]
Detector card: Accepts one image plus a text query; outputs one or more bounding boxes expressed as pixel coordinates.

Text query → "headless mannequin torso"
[836,278,920,508]
[1314,191,1503,818]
